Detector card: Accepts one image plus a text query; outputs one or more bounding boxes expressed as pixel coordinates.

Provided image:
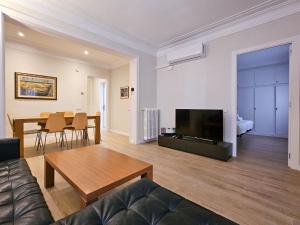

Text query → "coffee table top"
[44,145,153,200]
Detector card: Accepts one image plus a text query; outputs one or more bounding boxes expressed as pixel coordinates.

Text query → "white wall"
[110,64,130,135]
[157,12,300,160]
[5,42,110,136]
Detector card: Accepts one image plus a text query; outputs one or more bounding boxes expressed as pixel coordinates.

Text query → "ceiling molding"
[157,0,300,57]
[0,2,157,56]
[159,0,292,48]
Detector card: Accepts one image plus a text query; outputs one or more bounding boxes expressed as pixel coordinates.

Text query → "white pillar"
[0,12,5,138]
[129,57,139,144]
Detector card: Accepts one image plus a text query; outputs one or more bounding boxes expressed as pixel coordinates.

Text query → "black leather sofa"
[0,138,238,225]
[0,138,54,225]
[52,178,238,225]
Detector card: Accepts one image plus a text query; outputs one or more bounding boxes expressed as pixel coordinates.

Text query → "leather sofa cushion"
[0,175,54,225]
[52,179,238,225]
[0,159,32,184]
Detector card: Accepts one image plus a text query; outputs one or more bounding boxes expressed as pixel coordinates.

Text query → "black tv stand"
[158,134,232,161]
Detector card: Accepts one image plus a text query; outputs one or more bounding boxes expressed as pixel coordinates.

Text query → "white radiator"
[143,108,159,142]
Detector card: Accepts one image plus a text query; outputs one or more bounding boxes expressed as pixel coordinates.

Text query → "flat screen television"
[176,109,223,141]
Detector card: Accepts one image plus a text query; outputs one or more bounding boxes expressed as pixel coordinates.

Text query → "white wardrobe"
[237,64,289,137]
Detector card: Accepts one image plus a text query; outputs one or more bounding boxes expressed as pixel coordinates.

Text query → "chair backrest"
[40,112,51,118]
[45,113,66,132]
[72,113,88,130]
[64,111,74,117]
[56,112,65,117]
[7,114,14,132]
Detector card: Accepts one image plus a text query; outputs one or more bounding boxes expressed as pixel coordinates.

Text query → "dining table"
[13,115,101,158]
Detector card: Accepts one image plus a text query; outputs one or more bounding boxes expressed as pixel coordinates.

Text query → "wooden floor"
[25,132,300,225]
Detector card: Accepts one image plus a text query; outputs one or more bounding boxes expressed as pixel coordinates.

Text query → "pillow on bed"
[237,114,243,121]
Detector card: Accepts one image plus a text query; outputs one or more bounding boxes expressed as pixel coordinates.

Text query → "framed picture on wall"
[120,86,129,99]
[15,72,57,100]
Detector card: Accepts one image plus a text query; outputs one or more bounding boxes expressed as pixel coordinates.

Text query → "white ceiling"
[48,0,290,47]
[5,18,130,70]
[237,44,290,70]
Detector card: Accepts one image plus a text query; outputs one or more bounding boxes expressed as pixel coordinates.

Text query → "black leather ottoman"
[52,179,238,225]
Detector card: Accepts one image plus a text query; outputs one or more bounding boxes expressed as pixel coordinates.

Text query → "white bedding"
[237,120,254,136]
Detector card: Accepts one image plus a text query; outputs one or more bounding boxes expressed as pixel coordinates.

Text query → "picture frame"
[15,72,57,100]
[120,86,129,99]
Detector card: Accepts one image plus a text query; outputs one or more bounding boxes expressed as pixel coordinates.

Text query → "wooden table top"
[13,115,99,123]
[44,145,153,199]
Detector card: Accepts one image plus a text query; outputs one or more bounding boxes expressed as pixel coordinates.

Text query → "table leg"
[44,159,54,188]
[13,120,24,158]
[141,166,153,180]
[95,115,101,144]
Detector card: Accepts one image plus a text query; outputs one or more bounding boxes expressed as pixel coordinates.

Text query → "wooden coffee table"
[44,145,153,208]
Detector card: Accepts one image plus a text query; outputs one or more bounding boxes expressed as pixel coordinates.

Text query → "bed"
[237,115,254,137]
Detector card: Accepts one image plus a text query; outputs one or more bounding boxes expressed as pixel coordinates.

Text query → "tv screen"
[176,109,223,141]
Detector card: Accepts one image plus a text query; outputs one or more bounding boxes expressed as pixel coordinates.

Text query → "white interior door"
[237,87,254,121]
[276,85,289,137]
[254,86,275,135]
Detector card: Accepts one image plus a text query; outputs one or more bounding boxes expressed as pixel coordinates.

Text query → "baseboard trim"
[110,129,129,136]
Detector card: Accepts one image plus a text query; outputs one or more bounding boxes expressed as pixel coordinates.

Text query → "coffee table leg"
[44,160,54,188]
[141,167,153,180]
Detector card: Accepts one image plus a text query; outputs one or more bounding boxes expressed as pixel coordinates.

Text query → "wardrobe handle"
[275,107,278,110]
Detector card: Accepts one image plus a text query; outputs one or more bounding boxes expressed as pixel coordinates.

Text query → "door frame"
[99,79,107,130]
[232,35,300,170]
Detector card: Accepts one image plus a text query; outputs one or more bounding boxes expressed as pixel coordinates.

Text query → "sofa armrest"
[0,138,20,162]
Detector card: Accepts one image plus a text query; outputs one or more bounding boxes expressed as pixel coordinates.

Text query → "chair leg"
[86,129,90,145]
[43,133,48,154]
[36,132,41,151]
[71,130,74,149]
[34,133,38,147]
[75,131,79,143]
[64,131,69,149]
[55,132,58,143]
[80,131,83,143]
[60,132,64,148]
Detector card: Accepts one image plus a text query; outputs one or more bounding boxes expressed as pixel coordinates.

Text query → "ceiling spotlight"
[84,50,89,55]
[18,32,24,37]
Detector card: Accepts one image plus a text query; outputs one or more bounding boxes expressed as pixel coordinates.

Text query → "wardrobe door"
[254,86,275,135]
[275,64,289,84]
[276,85,289,137]
[237,87,254,121]
[255,67,276,86]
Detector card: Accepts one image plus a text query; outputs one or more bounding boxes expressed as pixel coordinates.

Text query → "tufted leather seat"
[52,179,238,225]
[0,138,54,225]
[0,159,32,183]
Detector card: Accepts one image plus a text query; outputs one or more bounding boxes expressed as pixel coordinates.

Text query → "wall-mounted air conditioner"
[166,42,205,64]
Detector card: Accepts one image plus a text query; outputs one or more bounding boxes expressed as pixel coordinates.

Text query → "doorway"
[87,77,108,131]
[99,80,107,129]
[236,44,290,165]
